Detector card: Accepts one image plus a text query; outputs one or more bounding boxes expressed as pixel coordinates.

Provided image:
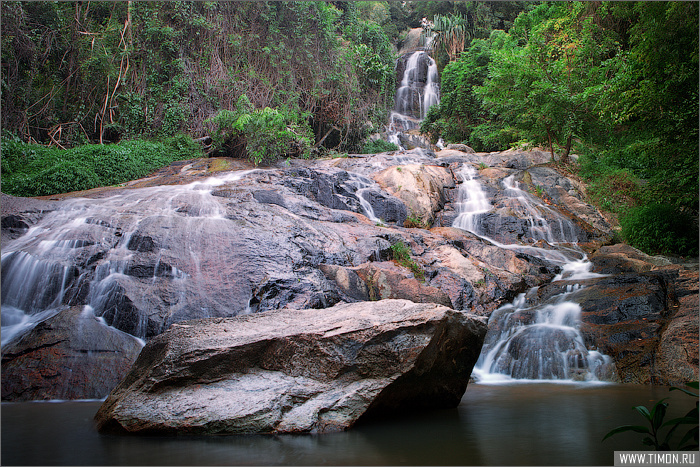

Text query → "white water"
[387,50,440,149]
[0,170,257,344]
[452,165,492,234]
[450,163,614,382]
[502,175,578,244]
[344,172,384,225]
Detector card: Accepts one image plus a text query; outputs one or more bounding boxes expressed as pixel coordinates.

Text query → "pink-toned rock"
[94,299,487,435]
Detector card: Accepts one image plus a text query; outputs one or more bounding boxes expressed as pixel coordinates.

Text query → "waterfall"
[501,175,578,244]
[451,163,614,383]
[387,50,439,150]
[452,165,491,234]
[0,170,256,343]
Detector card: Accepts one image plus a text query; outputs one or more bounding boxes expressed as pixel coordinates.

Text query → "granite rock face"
[94,299,487,434]
[574,245,699,385]
[1,306,143,401]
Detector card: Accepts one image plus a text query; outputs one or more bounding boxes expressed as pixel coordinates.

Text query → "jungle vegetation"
[1,1,697,256]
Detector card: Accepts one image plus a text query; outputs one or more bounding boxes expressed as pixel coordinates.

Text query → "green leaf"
[633,404,652,421]
[677,426,699,450]
[662,416,699,428]
[602,425,651,441]
[670,383,699,398]
[651,400,669,430]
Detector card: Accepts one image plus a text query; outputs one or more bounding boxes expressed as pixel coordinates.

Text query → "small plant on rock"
[390,240,425,281]
[403,213,425,229]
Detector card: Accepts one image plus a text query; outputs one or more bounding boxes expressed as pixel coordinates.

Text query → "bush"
[584,168,644,214]
[207,95,313,165]
[620,203,699,257]
[1,135,202,197]
[360,139,398,154]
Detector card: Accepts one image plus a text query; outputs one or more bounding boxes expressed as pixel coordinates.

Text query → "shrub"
[620,204,699,257]
[1,135,202,197]
[603,382,698,451]
[584,167,643,214]
[360,139,398,154]
[207,95,313,165]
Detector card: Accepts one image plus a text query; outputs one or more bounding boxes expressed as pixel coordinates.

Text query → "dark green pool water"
[2,382,695,465]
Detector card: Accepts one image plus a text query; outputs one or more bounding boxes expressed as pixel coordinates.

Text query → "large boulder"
[94,299,487,435]
[1,306,143,401]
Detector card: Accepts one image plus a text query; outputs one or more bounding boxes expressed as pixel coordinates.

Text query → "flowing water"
[2,383,694,465]
[450,164,615,383]
[388,50,439,149]
[1,170,257,342]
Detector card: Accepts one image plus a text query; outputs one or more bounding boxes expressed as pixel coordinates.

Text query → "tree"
[427,13,468,65]
[478,3,620,162]
[597,1,699,216]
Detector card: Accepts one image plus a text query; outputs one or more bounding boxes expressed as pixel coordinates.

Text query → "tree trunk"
[546,127,555,162]
[561,132,572,164]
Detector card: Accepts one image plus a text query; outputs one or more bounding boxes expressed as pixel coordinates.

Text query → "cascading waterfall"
[344,172,384,225]
[502,175,578,244]
[388,50,440,149]
[0,168,394,345]
[452,165,492,234]
[451,163,614,383]
[0,170,255,344]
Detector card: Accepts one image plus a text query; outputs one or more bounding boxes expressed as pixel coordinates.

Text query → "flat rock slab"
[94,299,487,435]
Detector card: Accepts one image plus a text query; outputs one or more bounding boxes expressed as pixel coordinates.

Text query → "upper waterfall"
[388,50,439,150]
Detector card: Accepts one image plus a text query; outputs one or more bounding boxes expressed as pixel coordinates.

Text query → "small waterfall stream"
[451,164,615,383]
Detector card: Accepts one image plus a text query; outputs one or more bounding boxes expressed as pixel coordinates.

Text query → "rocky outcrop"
[94,299,488,435]
[3,146,695,401]
[573,244,699,385]
[1,306,143,401]
[372,163,454,225]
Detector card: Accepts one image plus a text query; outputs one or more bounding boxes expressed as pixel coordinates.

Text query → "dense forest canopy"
[1,1,698,256]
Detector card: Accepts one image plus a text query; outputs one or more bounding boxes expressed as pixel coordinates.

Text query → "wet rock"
[94,299,488,434]
[446,144,475,153]
[0,194,59,249]
[1,306,143,401]
[575,263,699,385]
[590,244,673,274]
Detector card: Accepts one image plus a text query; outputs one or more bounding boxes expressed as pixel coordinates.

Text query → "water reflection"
[2,383,695,466]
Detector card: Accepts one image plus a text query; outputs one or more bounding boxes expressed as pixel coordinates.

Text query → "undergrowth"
[360,139,398,154]
[1,133,202,197]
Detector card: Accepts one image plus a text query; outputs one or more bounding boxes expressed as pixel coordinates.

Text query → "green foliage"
[1,1,396,152]
[420,34,511,151]
[479,2,620,161]
[427,13,468,66]
[620,204,699,258]
[360,139,398,154]
[390,240,424,281]
[423,1,698,256]
[1,134,202,197]
[603,382,699,451]
[582,167,643,214]
[206,95,313,165]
